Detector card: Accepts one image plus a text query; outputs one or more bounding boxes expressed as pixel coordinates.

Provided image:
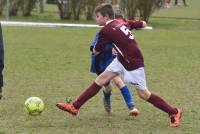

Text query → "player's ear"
[105,13,110,20]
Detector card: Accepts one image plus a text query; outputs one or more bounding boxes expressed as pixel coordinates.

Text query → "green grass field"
[0,1,200,134]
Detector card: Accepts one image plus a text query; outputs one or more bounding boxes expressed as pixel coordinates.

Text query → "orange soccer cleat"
[56,103,79,116]
[169,109,182,128]
[128,107,140,116]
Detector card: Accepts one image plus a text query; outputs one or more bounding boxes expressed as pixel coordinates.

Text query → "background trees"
[57,0,164,22]
[57,0,97,20]
[126,0,164,22]
[0,0,6,16]
[0,0,38,17]
[0,0,165,22]
[57,0,72,19]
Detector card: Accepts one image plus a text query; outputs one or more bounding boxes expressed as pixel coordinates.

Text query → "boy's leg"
[120,86,140,116]
[0,60,3,99]
[0,24,4,100]
[113,76,139,116]
[0,62,3,99]
[73,71,117,109]
[125,67,179,115]
[97,72,112,113]
[137,89,182,127]
[56,70,118,115]
[102,83,112,113]
[0,87,2,99]
[124,67,181,127]
[136,89,178,115]
[113,76,135,110]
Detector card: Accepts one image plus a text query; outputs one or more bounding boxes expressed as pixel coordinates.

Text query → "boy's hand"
[112,48,117,55]
[142,21,147,28]
[141,21,153,30]
[93,47,100,55]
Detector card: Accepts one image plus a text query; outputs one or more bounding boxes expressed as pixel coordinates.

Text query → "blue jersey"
[90,33,116,75]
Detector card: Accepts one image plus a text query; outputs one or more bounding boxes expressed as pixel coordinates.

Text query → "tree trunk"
[71,0,82,20]
[119,0,126,14]
[86,0,97,20]
[39,0,44,13]
[21,0,37,16]
[9,0,21,16]
[0,0,6,16]
[57,0,72,19]
[126,0,137,19]
[137,0,164,22]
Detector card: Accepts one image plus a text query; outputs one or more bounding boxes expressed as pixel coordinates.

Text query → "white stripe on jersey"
[113,43,130,63]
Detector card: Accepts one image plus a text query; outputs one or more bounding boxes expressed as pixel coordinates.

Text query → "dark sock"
[147,93,178,115]
[103,90,111,100]
[73,82,102,109]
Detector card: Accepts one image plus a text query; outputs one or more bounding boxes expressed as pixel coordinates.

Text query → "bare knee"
[95,76,107,86]
[136,89,151,100]
[95,71,118,86]
[113,77,125,88]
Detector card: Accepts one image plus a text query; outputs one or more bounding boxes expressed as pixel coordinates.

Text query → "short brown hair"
[95,4,114,19]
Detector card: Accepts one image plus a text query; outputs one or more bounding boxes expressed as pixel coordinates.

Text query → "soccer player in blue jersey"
[90,32,139,116]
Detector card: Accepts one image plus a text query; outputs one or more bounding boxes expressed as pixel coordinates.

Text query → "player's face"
[95,12,107,26]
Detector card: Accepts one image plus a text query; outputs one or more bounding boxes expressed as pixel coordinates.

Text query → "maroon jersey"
[95,19,144,71]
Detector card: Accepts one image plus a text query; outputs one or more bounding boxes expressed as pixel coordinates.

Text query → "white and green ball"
[24,97,45,116]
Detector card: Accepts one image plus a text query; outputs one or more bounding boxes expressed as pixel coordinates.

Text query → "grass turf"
[0,0,200,133]
[0,17,199,134]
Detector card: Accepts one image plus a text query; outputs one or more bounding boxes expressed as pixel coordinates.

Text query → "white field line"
[0,21,153,30]
[0,21,101,28]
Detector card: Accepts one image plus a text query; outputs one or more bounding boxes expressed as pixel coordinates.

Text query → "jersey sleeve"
[127,20,144,30]
[94,30,110,52]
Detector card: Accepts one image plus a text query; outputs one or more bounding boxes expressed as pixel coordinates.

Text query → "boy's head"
[95,4,114,26]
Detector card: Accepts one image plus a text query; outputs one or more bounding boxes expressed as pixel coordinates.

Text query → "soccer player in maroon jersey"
[56,4,182,128]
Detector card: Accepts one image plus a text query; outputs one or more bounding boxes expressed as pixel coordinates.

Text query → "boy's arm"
[127,20,146,30]
[94,31,110,55]
[94,37,108,55]
[90,33,99,52]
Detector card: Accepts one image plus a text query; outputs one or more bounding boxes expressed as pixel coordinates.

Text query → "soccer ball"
[24,97,45,116]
